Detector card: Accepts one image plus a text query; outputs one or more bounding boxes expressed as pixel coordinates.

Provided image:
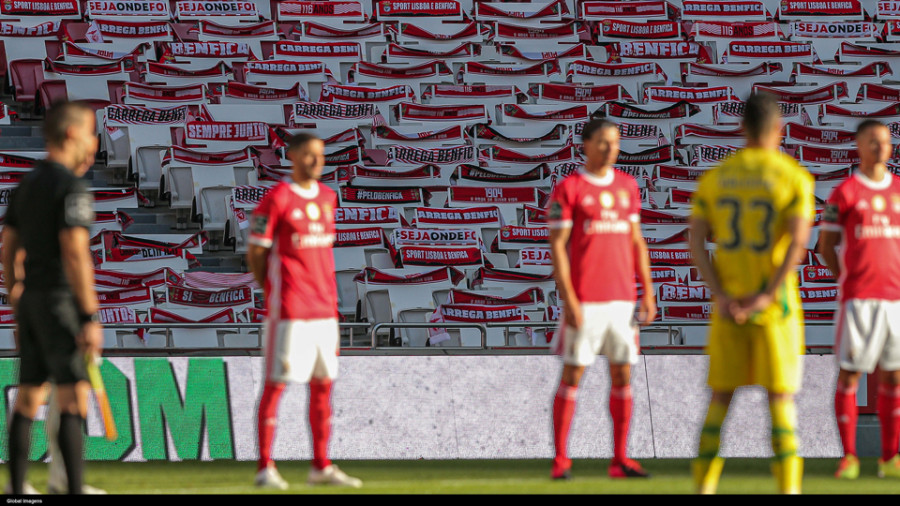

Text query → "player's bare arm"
[1,226,21,311]
[817,229,842,280]
[549,226,582,330]
[247,243,271,290]
[631,223,656,325]
[735,215,812,323]
[60,226,102,356]
[689,216,736,320]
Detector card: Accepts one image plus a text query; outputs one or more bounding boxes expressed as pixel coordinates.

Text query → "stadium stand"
[0,0,883,350]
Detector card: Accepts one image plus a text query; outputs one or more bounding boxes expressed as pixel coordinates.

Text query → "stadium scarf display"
[465,61,560,78]
[321,84,414,104]
[97,230,207,252]
[450,187,536,205]
[273,41,360,58]
[385,43,474,59]
[167,285,252,307]
[662,304,712,320]
[98,306,138,324]
[375,0,461,17]
[600,19,678,39]
[448,288,543,306]
[219,82,303,101]
[675,124,743,140]
[824,103,900,119]
[608,42,713,62]
[185,121,267,143]
[518,247,551,266]
[753,82,848,104]
[684,62,779,79]
[175,1,258,16]
[163,146,251,166]
[293,102,378,121]
[480,145,573,164]
[785,123,854,144]
[149,307,235,323]
[839,41,900,59]
[503,104,587,121]
[277,0,364,17]
[582,1,667,18]
[0,20,59,36]
[300,22,382,38]
[727,41,815,59]
[101,246,200,268]
[648,249,693,266]
[392,20,481,40]
[798,146,859,165]
[641,209,689,224]
[94,267,181,288]
[497,44,585,62]
[415,206,502,226]
[780,0,861,16]
[470,124,565,144]
[45,59,126,76]
[495,21,580,39]
[529,83,626,102]
[125,82,204,102]
[790,21,876,38]
[85,0,169,17]
[354,60,451,79]
[334,227,385,248]
[146,61,228,77]
[374,125,462,143]
[658,283,711,302]
[472,267,553,287]
[858,83,900,102]
[393,228,480,247]
[617,145,674,165]
[96,286,152,306]
[454,164,550,184]
[399,246,482,266]
[340,186,421,204]
[691,20,778,38]
[389,145,474,165]
[1,0,78,15]
[397,103,484,121]
[682,0,765,16]
[645,86,734,103]
[336,206,403,226]
[324,146,361,166]
[498,226,548,246]
[351,164,440,179]
[606,101,700,119]
[428,303,529,344]
[353,266,465,285]
[569,61,664,80]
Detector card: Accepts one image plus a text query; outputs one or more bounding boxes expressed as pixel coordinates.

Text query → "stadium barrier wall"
[0,355,842,461]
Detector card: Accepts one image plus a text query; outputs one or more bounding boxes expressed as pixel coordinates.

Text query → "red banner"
[465,61,559,77]
[351,164,440,179]
[94,267,181,288]
[125,82,204,102]
[824,103,900,118]
[245,60,328,76]
[641,209,689,224]
[785,123,854,144]
[859,83,900,102]
[385,42,473,59]
[354,266,465,285]
[394,20,479,40]
[400,246,482,266]
[568,60,663,78]
[728,41,815,58]
[455,164,549,184]
[334,227,384,248]
[86,0,168,16]
[471,124,565,144]
[374,125,462,143]
[389,145,474,165]
[754,82,847,104]
[496,21,580,39]
[1,0,78,15]
[692,20,777,38]
[416,206,502,226]
[683,0,765,16]
[663,304,712,320]
[519,247,552,266]
[355,60,450,79]
[473,267,553,285]
[582,1,666,17]
[335,206,402,225]
[162,42,253,59]
[450,187,536,204]
[94,19,169,38]
[791,21,875,38]
[481,145,573,164]
[393,228,479,247]
[524,205,546,224]
[321,84,414,103]
[600,19,678,39]
[650,267,678,283]
[398,102,485,121]
[646,86,733,103]
[648,249,693,266]
[530,83,625,102]
[185,121,267,142]
[499,226,548,244]
[618,145,675,165]
[800,286,839,303]
[676,124,743,140]
[477,0,566,18]
[146,61,228,77]
[799,146,858,164]
[448,288,543,306]
[96,286,152,306]
[497,44,586,62]
[200,20,275,37]
[503,104,587,121]
[278,1,364,17]
[376,0,460,17]
[781,0,861,16]
[0,20,58,36]
[340,186,421,204]
[221,82,300,101]
[607,101,700,119]
[656,165,710,181]
[434,304,526,322]
[658,283,711,302]
[302,21,382,38]
[610,42,712,62]
[149,307,235,323]
[168,285,252,306]
[175,1,257,16]
[98,306,138,324]
[273,41,360,58]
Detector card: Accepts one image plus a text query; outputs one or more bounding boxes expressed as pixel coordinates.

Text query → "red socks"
[552,381,578,469]
[309,378,334,471]
[610,385,633,464]
[257,381,286,472]
[878,384,900,461]
[835,385,858,457]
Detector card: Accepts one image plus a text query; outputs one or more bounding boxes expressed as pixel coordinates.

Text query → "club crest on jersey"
[306,202,321,221]
[823,203,839,223]
[581,195,595,207]
[873,195,887,213]
[617,190,630,208]
[251,215,268,235]
[856,200,870,211]
[600,191,614,209]
[292,208,304,220]
[892,195,900,213]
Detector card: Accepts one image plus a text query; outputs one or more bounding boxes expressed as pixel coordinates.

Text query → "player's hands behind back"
[78,321,103,357]
[732,292,774,325]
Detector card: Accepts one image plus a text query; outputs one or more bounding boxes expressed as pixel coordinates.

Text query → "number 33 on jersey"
[691,148,815,311]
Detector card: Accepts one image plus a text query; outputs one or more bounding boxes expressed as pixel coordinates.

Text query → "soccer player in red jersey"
[820,120,900,480]
[547,119,657,479]
[247,133,362,489]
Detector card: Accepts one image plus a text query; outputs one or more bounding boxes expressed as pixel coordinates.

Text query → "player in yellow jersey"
[688,93,815,494]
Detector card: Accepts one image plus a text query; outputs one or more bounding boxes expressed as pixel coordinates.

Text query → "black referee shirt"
[5,160,94,290]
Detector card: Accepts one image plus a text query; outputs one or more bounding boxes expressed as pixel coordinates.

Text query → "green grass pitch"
[12,458,900,494]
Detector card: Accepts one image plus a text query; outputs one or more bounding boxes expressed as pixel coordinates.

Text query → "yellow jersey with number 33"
[692,148,815,324]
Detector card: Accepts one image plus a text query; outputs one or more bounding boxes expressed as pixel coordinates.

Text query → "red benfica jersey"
[823,172,900,301]
[249,180,339,320]
[547,168,641,303]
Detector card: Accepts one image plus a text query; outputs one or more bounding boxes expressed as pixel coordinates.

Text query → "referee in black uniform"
[2,101,102,494]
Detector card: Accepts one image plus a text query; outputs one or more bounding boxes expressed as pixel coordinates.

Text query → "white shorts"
[551,301,639,366]
[836,300,900,373]
[263,318,340,383]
